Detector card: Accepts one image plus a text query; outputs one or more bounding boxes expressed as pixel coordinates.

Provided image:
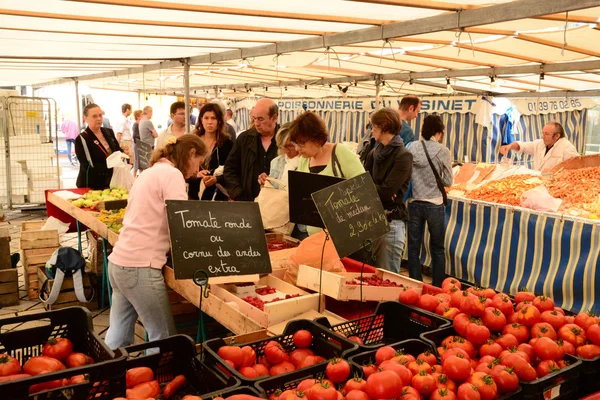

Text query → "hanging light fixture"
[446,77,454,94]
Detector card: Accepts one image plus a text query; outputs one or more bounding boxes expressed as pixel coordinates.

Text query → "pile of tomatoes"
[0,337,94,394]
[241,294,302,311]
[112,367,188,399]
[399,277,600,385]
[346,276,404,287]
[217,330,331,379]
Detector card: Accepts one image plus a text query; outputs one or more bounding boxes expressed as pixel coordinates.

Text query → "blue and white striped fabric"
[233,108,587,164]
[432,199,600,314]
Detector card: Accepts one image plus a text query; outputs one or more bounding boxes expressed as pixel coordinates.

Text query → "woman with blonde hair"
[105,134,207,348]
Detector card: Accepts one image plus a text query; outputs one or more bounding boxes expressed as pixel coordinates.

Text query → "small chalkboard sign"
[311,172,390,258]
[288,170,344,228]
[137,141,153,170]
[165,200,272,280]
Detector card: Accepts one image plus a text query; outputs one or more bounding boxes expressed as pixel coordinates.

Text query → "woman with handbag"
[407,114,453,287]
[290,112,365,236]
[364,108,412,273]
[258,123,307,240]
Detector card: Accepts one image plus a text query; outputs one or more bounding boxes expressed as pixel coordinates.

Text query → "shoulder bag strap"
[421,141,448,206]
[330,144,345,178]
[80,132,94,168]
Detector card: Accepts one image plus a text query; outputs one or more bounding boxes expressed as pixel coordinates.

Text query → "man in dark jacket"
[223,99,279,201]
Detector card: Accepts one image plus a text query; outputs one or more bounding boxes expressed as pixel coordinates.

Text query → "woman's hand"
[197,170,210,179]
[258,173,268,186]
[203,176,217,187]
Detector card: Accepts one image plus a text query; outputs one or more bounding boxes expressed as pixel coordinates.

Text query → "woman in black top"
[189,103,234,201]
[75,103,123,189]
[365,108,413,273]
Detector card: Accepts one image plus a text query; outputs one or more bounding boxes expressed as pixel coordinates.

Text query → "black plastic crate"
[421,325,581,400]
[315,301,450,354]
[254,361,360,397]
[203,385,264,400]
[577,355,600,397]
[0,306,126,400]
[119,334,240,398]
[203,319,358,384]
[347,338,433,374]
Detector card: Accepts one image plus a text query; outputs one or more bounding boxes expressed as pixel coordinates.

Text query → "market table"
[427,197,600,313]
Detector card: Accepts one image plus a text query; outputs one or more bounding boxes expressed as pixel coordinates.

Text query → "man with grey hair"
[226,108,238,134]
[139,106,158,149]
[499,121,579,172]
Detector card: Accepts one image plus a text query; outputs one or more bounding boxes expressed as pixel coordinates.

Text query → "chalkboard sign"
[165,200,272,280]
[288,170,344,228]
[137,141,153,170]
[311,173,390,258]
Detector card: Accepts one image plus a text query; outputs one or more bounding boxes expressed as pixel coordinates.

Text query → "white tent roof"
[3,0,600,98]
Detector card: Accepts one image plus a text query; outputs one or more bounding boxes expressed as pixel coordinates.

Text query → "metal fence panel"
[1,96,60,208]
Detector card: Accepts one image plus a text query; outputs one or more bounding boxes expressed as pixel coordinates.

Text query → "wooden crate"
[86,230,112,275]
[20,221,60,251]
[210,274,324,329]
[0,269,19,306]
[266,232,301,253]
[22,247,59,299]
[37,266,97,311]
[296,265,424,302]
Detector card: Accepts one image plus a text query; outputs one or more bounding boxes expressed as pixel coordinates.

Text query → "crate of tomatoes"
[0,306,126,399]
[315,301,450,354]
[116,334,241,400]
[203,319,358,385]
[347,337,521,400]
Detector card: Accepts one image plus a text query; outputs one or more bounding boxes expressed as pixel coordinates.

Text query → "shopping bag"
[255,177,294,235]
[107,151,135,191]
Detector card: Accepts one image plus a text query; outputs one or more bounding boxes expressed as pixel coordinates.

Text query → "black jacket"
[188,137,234,201]
[365,144,413,221]
[223,126,278,201]
[75,127,122,189]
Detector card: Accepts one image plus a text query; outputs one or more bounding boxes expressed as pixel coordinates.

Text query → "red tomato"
[407,359,432,376]
[575,311,600,330]
[441,347,470,363]
[475,362,494,375]
[218,346,244,368]
[125,367,154,389]
[42,338,73,363]
[347,336,364,346]
[491,294,514,317]
[558,323,587,347]
[417,294,439,312]
[500,353,537,381]
[344,376,367,393]
[565,315,575,324]
[431,388,457,400]
[436,302,451,316]
[344,390,369,400]
[270,361,295,376]
[417,350,437,366]
[253,364,270,376]
[443,336,475,358]
[239,367,259,379]
[308,382,338,400]
[240,346,256,368]
[290,349,314,368]
[375,346,397,366]
[391,353,416,365]
[434,373,457,392]
[467,372,497,400]
[465,320,491,347]
[451,290,469,309]
[280,390,305,400]
[536,360,560,377]
[442,278,462,291]
[558,339,575,356]
[361,363,377,378]
[299,356,324,369]
[463,296,487,317]
[66,353,94,368]
[532,296,555,313]
[28,371,67,394]
[478,355,496,366]
[499,348,530,363]
[365,370,403,399]
[399,386,422,400]
[530,322,557,340]
[0,354,21,377]
[23,356,66,376]
[491,365,519,394]
[325,358,350,383]
[453,313,470,337]
[502,323,530,344]
[68,374,88,385]
[495,333,519,350]
[297,379,317,395]
[443,307,461,320]
[576,344,600,360]
[411,371,436,396]
[517,305,541,327]
[380,360,413,384]
[479,340,502,358]
[588,323,600,346]
[457,383,481,400]
[398,288,420,305]
[293,330,313,349]
[482,308,507,332]
[514,290,535,304]
[265,341,288,365]
[442,354,471,382]
[517,343,536,363]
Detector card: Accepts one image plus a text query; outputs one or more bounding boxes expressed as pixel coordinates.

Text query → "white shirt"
[114,115,132,141]
[516,137,579,172]
[156,125,189,150]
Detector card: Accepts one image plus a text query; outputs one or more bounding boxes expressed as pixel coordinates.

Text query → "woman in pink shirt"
[105,134,207,349]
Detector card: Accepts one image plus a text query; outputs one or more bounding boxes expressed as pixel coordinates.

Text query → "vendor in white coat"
[499,121,579,172]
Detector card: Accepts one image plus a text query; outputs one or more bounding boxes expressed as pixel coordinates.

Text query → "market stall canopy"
[3,0,600,98]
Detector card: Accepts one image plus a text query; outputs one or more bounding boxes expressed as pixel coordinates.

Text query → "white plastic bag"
[42,217,70,235]
[520,186,562,212]
[107,151,135,191]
